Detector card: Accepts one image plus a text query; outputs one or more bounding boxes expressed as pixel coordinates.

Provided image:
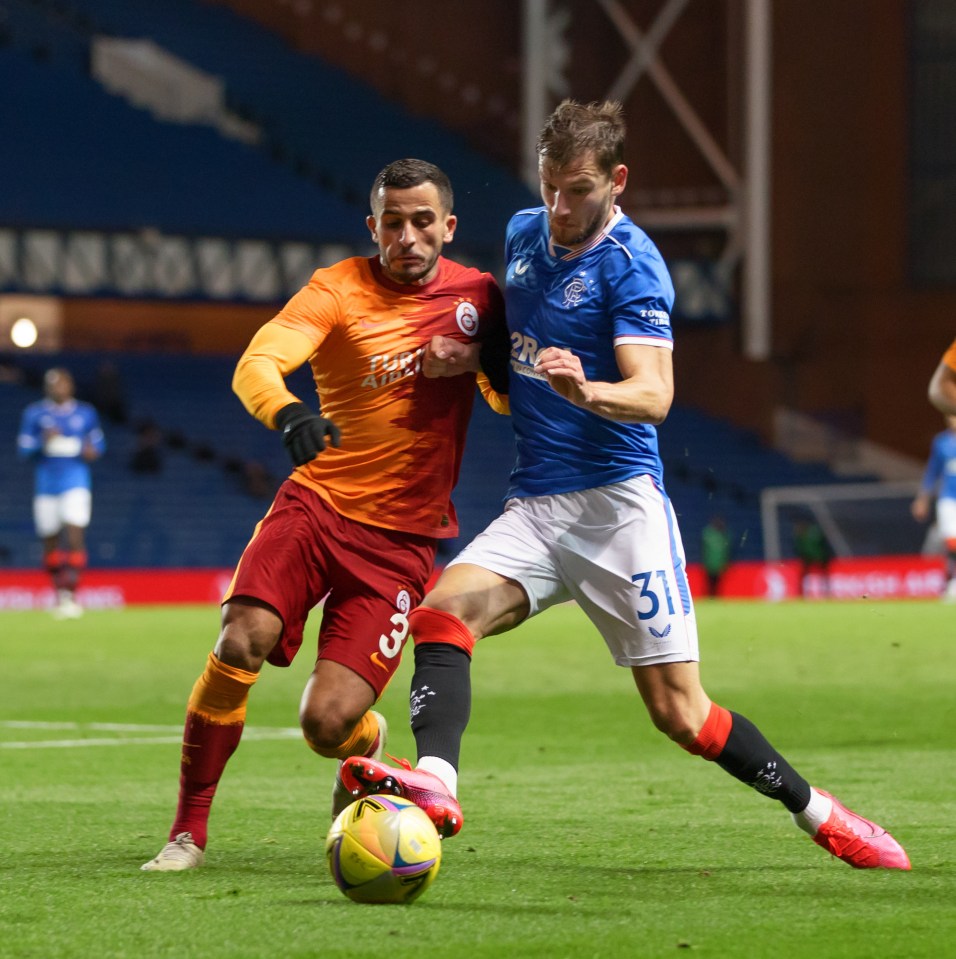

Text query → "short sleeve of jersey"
[607,232,675,350]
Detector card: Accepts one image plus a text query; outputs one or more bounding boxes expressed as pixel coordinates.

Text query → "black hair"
[370,159,454,214]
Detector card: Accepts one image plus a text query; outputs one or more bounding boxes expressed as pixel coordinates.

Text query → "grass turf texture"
[1,600,953,959]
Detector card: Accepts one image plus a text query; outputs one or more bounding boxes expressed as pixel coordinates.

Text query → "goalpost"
[759,481,925,562]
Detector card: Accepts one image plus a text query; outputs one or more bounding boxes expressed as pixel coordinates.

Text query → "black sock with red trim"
[409,642,471,770]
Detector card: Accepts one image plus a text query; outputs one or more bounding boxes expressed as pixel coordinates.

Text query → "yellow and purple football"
[325,794,442,904]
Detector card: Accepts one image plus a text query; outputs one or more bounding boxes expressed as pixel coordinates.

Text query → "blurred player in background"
[700,514,732,597]
[343,100,911,871]
[141,158,508,872]
[928,338,956,416]
[792,518,834,598]
[16,368,105,619]
[911,412,956,601]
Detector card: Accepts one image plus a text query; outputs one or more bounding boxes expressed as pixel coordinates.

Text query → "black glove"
[274,402,341,467]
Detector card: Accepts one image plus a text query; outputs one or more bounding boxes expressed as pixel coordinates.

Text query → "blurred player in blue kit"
[343,99,911,871]
[911,412,956,601]
[17,368,105,618]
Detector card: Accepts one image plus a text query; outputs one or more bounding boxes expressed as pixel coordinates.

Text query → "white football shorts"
[33,488,92,537]
[446,474,699,668]
[937,497,956,542]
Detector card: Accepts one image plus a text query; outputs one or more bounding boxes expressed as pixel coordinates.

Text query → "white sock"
[417,756,457,797]
[792,787,833,835]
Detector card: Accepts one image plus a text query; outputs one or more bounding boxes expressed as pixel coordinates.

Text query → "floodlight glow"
[10,317,39,348]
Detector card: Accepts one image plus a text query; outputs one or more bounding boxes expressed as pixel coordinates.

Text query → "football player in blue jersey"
[17,368,105,618]
[911,412,956,600]
[342,100,910,870]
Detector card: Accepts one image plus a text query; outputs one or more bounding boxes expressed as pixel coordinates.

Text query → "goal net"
[759,481,927,561]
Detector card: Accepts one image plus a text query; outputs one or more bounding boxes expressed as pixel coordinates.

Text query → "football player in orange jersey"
[142,159,508,871]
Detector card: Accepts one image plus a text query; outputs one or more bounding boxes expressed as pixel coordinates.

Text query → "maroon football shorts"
[225,479,437,696]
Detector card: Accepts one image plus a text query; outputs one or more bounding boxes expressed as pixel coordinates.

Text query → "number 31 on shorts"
[631,569,676,621]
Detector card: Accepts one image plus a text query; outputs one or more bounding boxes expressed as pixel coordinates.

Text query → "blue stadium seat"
[0,43,370,242]
[2,0,534,251]
[1,349,859,569]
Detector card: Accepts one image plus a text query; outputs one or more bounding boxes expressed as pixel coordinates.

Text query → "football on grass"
[326,795,442,904]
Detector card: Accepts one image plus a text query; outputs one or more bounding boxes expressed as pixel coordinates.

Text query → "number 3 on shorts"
[378,612,409,659]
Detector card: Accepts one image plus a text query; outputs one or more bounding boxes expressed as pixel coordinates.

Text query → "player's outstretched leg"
[331,710,388,819]
[339,755,463,838]
[685,703,910,870]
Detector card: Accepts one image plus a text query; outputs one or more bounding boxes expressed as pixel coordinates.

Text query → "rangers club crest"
[562,277,588,307]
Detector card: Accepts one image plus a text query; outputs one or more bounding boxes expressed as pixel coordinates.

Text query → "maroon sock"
[166,653,258,849]
[170,712,244,849]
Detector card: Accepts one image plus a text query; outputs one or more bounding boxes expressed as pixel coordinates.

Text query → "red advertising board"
[0,556,946,610]
[687,555,946,601]
[0,569,235,611]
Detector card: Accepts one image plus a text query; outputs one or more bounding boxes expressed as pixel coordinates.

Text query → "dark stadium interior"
[1,0,953,571]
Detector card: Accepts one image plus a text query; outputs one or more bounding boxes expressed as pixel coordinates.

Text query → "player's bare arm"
[534,342,672,424]
[422,335,481,378]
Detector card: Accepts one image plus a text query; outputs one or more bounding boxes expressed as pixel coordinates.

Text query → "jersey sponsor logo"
[509,330,547,380]
[513,259,530,276]
[640,308,670,326]
[361,347,425,389]
[455,299,479,336]
[44,435,83,457]
[510,331,539,365]
[512,360,547,381]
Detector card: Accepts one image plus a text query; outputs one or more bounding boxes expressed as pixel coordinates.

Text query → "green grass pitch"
[1,599,953,958]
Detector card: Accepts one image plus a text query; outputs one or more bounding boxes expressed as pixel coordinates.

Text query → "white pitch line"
[2,721,184,732]
[0,720,302,749]
[4,736,188,749]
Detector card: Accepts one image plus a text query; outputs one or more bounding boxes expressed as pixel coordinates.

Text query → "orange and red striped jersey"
[234,255,505,538]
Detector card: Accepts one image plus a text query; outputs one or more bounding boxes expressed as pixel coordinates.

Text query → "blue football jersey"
[503,206,675,498]
[17,398,105,495]
[921,428,956,502]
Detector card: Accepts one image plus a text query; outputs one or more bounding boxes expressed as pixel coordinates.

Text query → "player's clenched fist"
[534,346,591,406]
[274,401,341,466]
[422,335,481,378]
